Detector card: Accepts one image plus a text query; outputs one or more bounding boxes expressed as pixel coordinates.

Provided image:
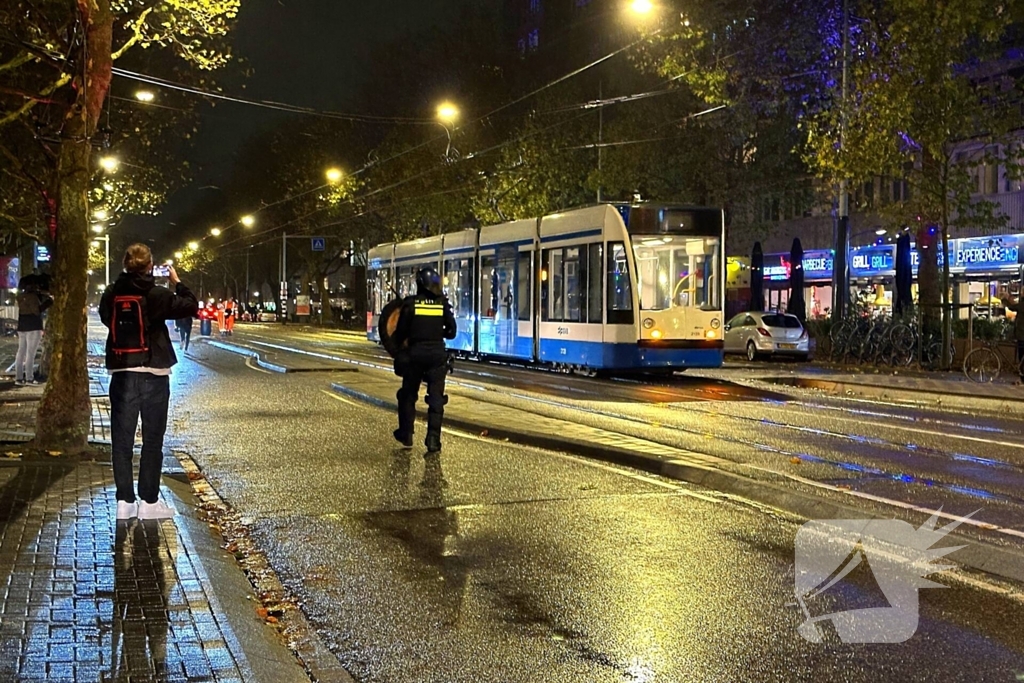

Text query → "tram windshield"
[632,235,721,311]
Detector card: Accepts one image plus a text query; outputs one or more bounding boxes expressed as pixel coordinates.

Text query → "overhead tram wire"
[110,68,437,125]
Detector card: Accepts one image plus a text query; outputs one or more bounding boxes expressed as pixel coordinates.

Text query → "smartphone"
[153,265,171,278]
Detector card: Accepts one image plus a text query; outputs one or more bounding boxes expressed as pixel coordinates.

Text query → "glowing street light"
[187,241,199,251]
[436,101,459,125]
[174,251,184,259]
[240,214,256,228]
[210,227,222,237]
[93,208,109,221]
[630,0,654,14]
[436,101,460,159]
[135,90,156,103]
[325,167,344,184]
[98,156,120,172]
[91,225,105,234]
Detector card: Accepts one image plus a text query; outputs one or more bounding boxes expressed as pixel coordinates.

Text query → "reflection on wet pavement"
[0,463,247,682]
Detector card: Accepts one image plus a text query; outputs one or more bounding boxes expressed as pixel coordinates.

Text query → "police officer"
[391,267,457,453]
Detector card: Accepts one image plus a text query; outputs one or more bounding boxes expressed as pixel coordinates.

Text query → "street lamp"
[210,227,222,237]
[135,90,156,103]
[188,241,199,251]
[325,167,344,184]
[630,0,654,15]
[240,214,256,228]
[91,235,111,286]
[174,251,184,259]
[98,156,119,172]
[435,101,459,159]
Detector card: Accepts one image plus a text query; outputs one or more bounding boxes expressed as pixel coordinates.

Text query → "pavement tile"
[0,462,249,682]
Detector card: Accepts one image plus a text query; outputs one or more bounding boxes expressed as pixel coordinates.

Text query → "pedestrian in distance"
[100,244,199,520]
[175,316,193,352]
[14,279,52,385]
[1002,292,1024,381]
[391,267,457,453]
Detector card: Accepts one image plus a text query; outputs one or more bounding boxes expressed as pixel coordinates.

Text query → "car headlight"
[710,318,721,329]
[642,317,655,330]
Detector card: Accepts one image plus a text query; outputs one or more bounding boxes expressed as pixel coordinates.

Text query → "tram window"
[546,249,564,321]
[482,252,517,320]
[443,258,473,319]
[565,247,582,322]
[588,243,603,323]
[397,266,418,298]
[607,242,634,325]
[517,253,532,321]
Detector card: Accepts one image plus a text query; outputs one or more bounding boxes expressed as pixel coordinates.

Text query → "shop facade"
[729,233,1024,319]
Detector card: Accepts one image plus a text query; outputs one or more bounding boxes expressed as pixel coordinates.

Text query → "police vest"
[407,297,447,346]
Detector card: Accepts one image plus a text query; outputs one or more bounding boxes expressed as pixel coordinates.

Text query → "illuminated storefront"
[729,234,1024,318]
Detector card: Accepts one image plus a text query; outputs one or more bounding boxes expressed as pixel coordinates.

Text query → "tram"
[367,203,725,373]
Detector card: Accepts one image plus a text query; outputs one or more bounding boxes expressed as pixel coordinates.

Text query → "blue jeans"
[110,372,170,504]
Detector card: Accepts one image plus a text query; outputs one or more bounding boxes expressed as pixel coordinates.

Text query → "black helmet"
[416,267,443,297]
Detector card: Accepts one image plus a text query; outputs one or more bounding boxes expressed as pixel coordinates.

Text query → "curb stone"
[174,451,356,683]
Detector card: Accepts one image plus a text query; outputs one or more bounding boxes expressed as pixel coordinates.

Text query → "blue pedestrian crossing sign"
[311,237,326,252]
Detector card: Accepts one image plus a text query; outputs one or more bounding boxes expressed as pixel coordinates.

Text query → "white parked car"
[257,312,277,323]
[724,311,809,361]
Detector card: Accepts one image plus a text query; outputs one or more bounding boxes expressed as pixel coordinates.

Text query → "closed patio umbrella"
[750,242,764,312]
[787,238,806,322]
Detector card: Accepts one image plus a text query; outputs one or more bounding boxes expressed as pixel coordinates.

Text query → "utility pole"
[245,247,250,308]
[281,232,288,324]
[597,80,604,203]
[832,0,851,322]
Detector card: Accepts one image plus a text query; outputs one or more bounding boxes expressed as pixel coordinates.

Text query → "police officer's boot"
[425,412,443,453]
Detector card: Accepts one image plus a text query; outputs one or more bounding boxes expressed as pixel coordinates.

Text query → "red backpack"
[111,294,151,365]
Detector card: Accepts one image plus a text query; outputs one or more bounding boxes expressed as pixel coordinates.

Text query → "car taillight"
[757,327,772,337]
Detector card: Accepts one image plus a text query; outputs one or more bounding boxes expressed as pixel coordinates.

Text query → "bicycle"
[963,338,1023,383]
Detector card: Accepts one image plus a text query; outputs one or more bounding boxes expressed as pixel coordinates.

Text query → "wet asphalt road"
[165,331,1024,683]
[231,326,1024,535]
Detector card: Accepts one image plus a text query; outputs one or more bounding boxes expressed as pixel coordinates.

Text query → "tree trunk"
[34,0,113,453]
[916,223,940,334]
[940,190,952,371]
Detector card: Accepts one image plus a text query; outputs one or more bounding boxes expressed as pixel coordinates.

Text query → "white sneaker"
[116,501,139,520]
[138,499,176,519]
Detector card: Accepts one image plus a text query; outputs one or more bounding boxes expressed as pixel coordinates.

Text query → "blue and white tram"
[366,203,725,372]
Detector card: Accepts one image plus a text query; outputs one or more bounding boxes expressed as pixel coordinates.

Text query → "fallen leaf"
[789,457,802,465]
[255,607,268,619]
[266,616,279,624]
[3,452,22,459]
[187,470,204,481]
[47,451,62,457]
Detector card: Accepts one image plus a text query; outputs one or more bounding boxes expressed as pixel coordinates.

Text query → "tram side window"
[517,253,532,321]
[588,243,603,323]
[607,242,634,325]
[481,252,517,320]
[443,258,474,319]
[565,247,582,322]
[545,249,564,321]
[397,266,418,298]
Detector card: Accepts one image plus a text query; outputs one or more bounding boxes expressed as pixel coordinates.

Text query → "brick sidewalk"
[0,356,273,682]
[0,461,249,682]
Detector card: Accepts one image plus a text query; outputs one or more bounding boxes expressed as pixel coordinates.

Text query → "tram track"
[230,326,1024,521]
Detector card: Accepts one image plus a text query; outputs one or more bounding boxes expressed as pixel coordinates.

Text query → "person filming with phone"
[100,244,198,520]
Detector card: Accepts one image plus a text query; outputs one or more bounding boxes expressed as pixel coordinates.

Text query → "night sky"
[139,0,501,239]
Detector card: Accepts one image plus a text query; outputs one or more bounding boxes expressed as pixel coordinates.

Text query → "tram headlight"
[710,318,721,329]
[705,329,718,339]
[643,317,655,330]
[650,329,663,339]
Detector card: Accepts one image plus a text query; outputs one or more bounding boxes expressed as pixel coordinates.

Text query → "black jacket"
[392,293,457,363]
[16,289,52,332]
[100,272,199,370]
